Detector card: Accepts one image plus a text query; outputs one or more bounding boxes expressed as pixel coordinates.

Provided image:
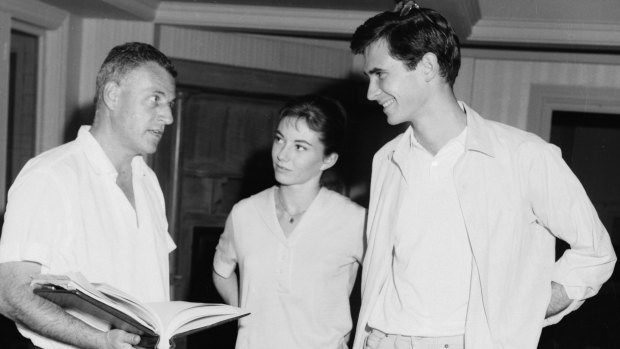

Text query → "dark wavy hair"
[276,95,347,156]
[95,42,177,108]
[350,7,460,87]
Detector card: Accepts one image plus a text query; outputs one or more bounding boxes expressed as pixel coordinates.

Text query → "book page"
[146,302,247,340]
[95,283,160,331]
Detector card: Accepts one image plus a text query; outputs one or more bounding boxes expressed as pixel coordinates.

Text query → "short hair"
[276,95,347,156]
[94,42,177,108]
[350,7,461,87]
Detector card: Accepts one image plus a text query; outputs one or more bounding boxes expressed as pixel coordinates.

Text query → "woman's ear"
[320,153,339,171]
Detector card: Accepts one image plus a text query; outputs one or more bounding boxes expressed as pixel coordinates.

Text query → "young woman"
[212,95,366,349]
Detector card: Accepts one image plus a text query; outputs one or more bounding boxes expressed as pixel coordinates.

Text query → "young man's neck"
[410,91,466,155]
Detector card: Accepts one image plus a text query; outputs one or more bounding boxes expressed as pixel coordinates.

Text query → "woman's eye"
[295,145,307,151]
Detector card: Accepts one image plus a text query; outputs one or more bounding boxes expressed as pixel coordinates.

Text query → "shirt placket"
[277,243,293,293]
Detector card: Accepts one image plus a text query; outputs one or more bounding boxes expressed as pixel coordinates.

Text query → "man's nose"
[367,79,380,101]
[161,105,174,125]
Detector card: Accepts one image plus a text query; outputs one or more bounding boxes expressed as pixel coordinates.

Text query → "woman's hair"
[350,6,461,87]
[276,95,347,156]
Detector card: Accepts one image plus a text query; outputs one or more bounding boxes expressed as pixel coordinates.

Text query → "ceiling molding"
[156,1,481,40]
[39,0,157,21]
[155,2,379,36]
[100,0,159,21]
[0,0,68,30]
[469,19,620,47]
[428,0,480,40]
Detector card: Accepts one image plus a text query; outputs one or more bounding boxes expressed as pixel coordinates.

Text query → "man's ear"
[420,52,439,82]
[320,153,339,171]
[102,81,120,111]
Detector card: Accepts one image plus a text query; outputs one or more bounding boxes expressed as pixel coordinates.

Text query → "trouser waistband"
[367,328,464,349]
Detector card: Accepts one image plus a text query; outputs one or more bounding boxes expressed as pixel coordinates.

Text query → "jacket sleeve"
[521,141,616,323]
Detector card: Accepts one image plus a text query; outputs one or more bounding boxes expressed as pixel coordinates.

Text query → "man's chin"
[386,114,402,125]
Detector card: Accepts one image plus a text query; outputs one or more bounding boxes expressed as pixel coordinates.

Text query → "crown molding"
[155,2,377,36]
[0,0,68,30]
[469,19,620,47]
[431,0,480,39]
[101,0,159,20]
[39,0,158,21]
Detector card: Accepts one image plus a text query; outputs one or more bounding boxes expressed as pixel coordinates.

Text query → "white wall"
[158,26,353,79]
[465,53,620,131]
[75,19,156,112]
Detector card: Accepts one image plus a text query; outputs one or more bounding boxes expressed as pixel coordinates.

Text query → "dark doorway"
[5,30,38,197]
[538,110,620,349]
[0,29,39,349]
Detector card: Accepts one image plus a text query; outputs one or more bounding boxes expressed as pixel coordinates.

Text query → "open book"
[31,273,248,349]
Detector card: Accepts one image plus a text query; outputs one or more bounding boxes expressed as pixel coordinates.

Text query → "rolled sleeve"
[0,166,65,267]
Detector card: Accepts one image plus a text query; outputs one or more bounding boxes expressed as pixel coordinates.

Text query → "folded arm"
[0,261,140,349]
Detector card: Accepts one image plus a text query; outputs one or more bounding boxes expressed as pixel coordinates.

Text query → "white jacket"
[353,103,616,349]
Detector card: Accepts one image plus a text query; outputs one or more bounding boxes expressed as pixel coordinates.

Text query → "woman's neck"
[277,183,320,215]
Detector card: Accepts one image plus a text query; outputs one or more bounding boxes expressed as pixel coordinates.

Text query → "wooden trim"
[155,1,480,40]
[171,58,366,98]
[462,47,620,65]
[0,11,10,212]
[470,19,620,48]
[10,18,45,36]
[102,0,158,21]
[527,84,620,140]
[156,2,375,36]
[36,17,68,153]
[0,0,67,30]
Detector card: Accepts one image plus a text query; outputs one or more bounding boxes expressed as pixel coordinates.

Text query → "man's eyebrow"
[153,89,175,99]
[367,68,383,76]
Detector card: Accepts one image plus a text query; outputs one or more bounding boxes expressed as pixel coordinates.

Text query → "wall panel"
[158,26,353,79]
[77,19,155,111]
[469,58,620,132]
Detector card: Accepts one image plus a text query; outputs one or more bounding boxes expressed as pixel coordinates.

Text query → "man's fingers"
[123,332,141,345]
[106,329,141,349]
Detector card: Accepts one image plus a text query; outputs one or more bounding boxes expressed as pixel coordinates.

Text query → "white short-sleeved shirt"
[0,126,176,349]
[213,186,366,349]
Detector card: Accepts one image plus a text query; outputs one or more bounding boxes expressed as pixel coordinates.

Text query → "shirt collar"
[76,126,147,177]
[459,101,496,158]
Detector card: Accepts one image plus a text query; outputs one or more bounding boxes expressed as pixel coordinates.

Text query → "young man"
[350,2,616,348]
[0,42,177,349]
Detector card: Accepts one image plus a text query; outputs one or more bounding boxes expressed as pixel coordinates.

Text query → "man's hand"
[102,329,141,349]
[545,281,572,318]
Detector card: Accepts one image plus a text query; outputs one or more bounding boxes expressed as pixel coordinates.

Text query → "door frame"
[527,84,620,141]
[0,3,68,212]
